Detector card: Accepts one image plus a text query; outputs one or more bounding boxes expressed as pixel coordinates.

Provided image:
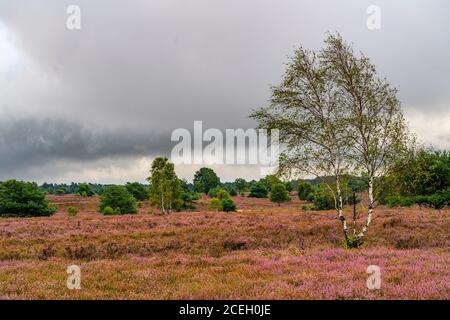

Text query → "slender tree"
[148,157,182,214]
[270,183,290,206]
[250,42,351,242]
[321,34,413,245]
[251,33,413,247]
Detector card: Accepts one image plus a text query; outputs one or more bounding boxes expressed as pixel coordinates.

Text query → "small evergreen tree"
[99,186,137,215]
[76,183,94,197]
[220,198,236,212]
[248,182,268,198]
[234,178,248,195]
[193,167,221,194]
[297,181,313,200]
[0,180,56,217]
[270,183,290,206]
[125,182,148,201]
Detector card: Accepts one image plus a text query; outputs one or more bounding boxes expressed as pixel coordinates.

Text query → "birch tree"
[148,157,182,214]
[320,34,412,246]
[251,34,413,248]
[250,45,352,242]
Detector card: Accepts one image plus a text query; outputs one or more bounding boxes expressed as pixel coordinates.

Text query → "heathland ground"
[0,194,448,299]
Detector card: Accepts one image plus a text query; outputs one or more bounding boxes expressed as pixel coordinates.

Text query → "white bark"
[358,176,374,238]
[336,176,349,239]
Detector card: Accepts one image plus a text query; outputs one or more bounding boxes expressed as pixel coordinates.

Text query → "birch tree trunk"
[358,175,374,239]
[336,176,349,240]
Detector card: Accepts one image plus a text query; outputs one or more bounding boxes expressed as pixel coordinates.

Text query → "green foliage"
[310,184,335,210]
[216,189,231,201]
[189,192,200,201]
[285,181,293,192]
[226,186,238,196]
[0,180,56,217]
[101,206,118,215]
[220,198,236,212]
[56,188,69,195]
[248,182,268,198]
[234,178,248,195]
[193,167,220,194]
[270,183,290,205]
[399,150,450,195]
[341,235,363,249]
[378,150,450,204]
[347,176,368,193]
[67,206,78,217]
[208,198,221,211]
[207,186,222,198]
[426,193,446,210]
[297,181,313,200]
[386,196,414,208]
[385,189,449,209]
[148,157,182,213]
[99,186,137,215]
[40,182,105,195]
[76,183,95,197]
[125,182,148,201]
[208,189,236,212]
[262,175,282,191]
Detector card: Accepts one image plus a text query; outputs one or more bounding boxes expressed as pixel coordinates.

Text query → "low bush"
[207,187,223,198]
[76,183,95,197]
[248,182,268,198]
[125,182,148,201]
[0,180,56,217]
[386,191,449,209]
[270,183,290,206]
[208,198,221,211]
[101,206,119,215]
[208,190,236,212]
[386,196,415,208]
[310,185,335,210]
[297,181,313,200]
[220,198,236,212]
[99,186,137,215]
[67,206,78,217]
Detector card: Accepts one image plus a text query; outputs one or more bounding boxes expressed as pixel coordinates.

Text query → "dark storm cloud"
[0,117,171,177]
[0,0,449,182]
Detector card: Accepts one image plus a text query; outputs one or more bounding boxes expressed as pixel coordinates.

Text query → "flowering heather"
[0,194,448,299]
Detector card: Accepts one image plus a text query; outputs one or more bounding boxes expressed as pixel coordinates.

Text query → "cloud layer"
[1,0,449,182]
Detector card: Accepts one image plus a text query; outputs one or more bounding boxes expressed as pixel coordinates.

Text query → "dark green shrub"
[125,182,148,201]
[234,178,249,195]
[193,167,221,194]
[297,181,313,200]
[226,187,238,196]
[178,191,198,210]
[386,196,414,208]
[310,185,335,210]
[0,180,57,217]
[285,181,293,192]
[341,235,363,249]
[270,183,290,205]
[207,186,223,198]
[248,182,268,198]
[220,198,236,212]
[76,183,95,197]
[427,194,445,209]
[216,189,231,201]
[99,186,137,215]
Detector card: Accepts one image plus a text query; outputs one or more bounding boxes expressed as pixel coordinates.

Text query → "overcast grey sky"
[0,0,449,183]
